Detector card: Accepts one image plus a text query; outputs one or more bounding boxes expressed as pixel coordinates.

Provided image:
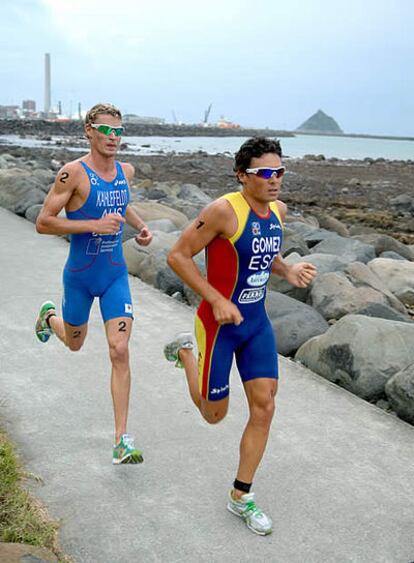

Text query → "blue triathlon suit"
[62,161,133,326]
[195,192,283,401]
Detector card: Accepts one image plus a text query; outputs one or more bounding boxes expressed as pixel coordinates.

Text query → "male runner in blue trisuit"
[164,137,316,534]
[35,103,152,464]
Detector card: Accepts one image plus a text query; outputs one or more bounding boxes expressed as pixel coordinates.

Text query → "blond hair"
[84,103,122,125]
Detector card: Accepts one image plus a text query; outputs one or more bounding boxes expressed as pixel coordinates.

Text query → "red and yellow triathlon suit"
[195,191,284,401]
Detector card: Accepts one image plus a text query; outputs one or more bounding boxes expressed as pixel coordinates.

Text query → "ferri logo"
[238,287,265,304]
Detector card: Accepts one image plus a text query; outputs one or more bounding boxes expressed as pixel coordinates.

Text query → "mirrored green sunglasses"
[90,123,124,136]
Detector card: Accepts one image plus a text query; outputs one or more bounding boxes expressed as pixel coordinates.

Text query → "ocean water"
[1,133,413,160]
[124,134,414,160]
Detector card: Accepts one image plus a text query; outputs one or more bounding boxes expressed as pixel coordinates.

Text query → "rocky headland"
[1,140,413,426]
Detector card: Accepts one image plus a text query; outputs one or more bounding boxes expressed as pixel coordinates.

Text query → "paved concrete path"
[1,208,414,563]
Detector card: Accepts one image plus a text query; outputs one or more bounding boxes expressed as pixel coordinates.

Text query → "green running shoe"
[164,332,194,368]
[113,433,143,465]
[227,490,273,536]
[35,301,56,343]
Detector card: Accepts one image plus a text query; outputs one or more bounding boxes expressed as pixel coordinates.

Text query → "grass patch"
[0,429,67,559]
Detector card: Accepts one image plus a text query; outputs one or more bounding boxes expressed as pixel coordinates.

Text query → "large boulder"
[128,201,189,229]
[137,181,213,220]
[32,168,55,192]
[265,291,329,356]
[389,194,414,215]
[268,252,349,303]
[351,302,412,324]
[281,228,309,257]
[368,258,414,305]
[122,218,180,242]
[0,168,46,214]
[379,251,408,261]
[313,214,350,237]
[284,220,319,238]
[309,262,408,320]
[311,235,376,263]
[123,230,179,286]
[301,228,338,248]
[352,233,414,261]
[295,314,414,401]
[385,363,414,424]
[25,203,43,224]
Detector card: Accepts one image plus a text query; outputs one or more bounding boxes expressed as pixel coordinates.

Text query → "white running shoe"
[227,490,273,536]
[163,332,194,368]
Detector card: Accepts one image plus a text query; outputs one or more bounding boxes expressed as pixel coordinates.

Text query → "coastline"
[1,119,413,143]
[295,130,414,142]
[0,119,293,138]
[0,141,412,244]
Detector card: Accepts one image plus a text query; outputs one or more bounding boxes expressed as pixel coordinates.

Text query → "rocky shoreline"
[0,119,293,138]
[1,141,413,426]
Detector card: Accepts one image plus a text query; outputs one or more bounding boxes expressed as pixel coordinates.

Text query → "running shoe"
[163,332,194,368]
[227,490,273,536]
[112,433,143,465]
[35,301,56,343]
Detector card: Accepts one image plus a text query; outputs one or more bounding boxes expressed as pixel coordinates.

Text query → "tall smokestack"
[44,53,51,114]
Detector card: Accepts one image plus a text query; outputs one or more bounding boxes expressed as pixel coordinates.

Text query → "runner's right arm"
[167,199,243,326]
[36,163,124,235]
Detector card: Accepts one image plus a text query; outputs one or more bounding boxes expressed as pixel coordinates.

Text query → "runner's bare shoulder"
[120,162,135,182]
[54,160,84,190]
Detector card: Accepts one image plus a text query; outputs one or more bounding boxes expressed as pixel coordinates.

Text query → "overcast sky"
[0,0,412,136]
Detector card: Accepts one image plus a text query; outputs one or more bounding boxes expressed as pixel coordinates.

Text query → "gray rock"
[281,228,309,257]
[178,183,212,206]
[348,225,377,236]
[389,194,414,214]
[352,233,414,261]
[284,221,318,238]
[314,214,350,237]
[146,218,178,233]
[268,252,349,303]
[385,363,414,424]
[379,251,408,261]
[128,201,189,229]
[156,267,184,296]
[265,291,329,356]
[352,302,412,323]
[302,228,339,248]
[368,258,414,305]
[123,230,179,286]
[0,169,46,212]
[309,262,408,320]
[311,235,376,263]
[295,314,414,401]
[25,204,43,224]
[136,162,153,176]
[144,188,167,200]
[14,187,46,216]
[32,168,55,191]
[344,262,407,314]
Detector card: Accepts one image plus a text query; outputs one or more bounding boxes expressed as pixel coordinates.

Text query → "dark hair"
[234,137,282,172]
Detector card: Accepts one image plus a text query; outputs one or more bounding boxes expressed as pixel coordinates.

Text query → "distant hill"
[296,110,343,134]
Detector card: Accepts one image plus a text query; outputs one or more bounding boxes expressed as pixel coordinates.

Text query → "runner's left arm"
[121,162,153,246]
[271,199,317,287]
